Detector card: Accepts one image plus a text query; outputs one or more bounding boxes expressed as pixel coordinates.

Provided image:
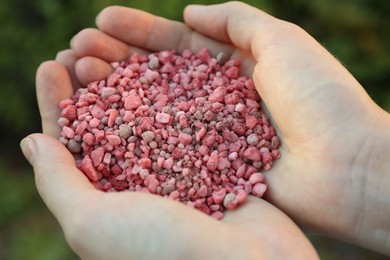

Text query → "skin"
[20,1,390,258]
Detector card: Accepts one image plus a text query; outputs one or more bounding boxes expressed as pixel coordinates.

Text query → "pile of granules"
[58,48,280,220]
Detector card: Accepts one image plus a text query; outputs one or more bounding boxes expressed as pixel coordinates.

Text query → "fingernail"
[20,136,36,166]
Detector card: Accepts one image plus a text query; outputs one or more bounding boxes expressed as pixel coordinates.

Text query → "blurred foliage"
[0,0,389,259]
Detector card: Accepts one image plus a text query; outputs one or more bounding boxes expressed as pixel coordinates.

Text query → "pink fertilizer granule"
[58,49,281,220]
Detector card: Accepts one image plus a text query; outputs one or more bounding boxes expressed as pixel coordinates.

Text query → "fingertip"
[183,5,199,30]
[36,60,69,85]
[27,133,76,166]
[95,5,123,29]
[183,3,230,44]
[70,28,132,62]
[56,49,72,61]
[70,28,97,53]
[75,56,113,86]
[183,4,203,20]
[183,1,274,53]
[183,4,207,24]
[36,60,73,103]
[20,135,37,166]
[95,6,109,28]
[36,60,58,80]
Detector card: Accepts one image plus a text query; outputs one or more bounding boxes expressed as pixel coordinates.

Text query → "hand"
[188,2,389,255]
[20,3,319,260]
[68,2,390,255]
[21,134,317,260]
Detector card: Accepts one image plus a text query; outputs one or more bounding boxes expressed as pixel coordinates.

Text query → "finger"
[184,2,276,59]
[75,56,114,86]
[55,49,82,91]
[36,61,74,137]
[223,197,318,259]
[20,133,97,225]
[184,2,374,141]
[70,28,147,62]
[95,6,235,57]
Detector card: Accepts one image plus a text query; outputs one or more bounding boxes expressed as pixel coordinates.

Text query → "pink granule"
[58,49,281,220]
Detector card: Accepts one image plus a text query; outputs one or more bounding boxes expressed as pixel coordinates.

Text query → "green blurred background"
[1,0,389,259]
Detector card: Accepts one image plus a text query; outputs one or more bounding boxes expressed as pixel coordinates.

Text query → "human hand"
[183,3,390,255]
[21,134,317,260]
[186,2,390,255]
[20,3,320,260]
[67,2,390,255]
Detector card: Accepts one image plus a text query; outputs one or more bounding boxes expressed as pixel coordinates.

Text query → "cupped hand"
[64,2,390,254]
[22,133,316,259]
[20,3,323,260]
[184,3,390,254]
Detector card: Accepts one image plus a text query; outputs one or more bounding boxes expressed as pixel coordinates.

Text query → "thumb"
[20,133,96,223]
